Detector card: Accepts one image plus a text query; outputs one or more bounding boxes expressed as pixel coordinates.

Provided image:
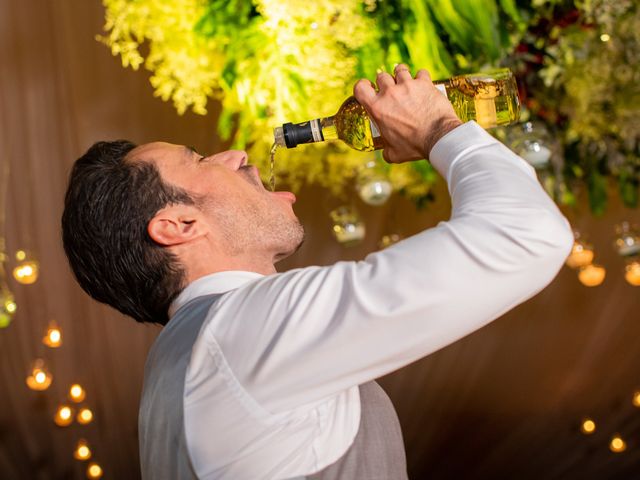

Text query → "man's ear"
[147,204,206,247]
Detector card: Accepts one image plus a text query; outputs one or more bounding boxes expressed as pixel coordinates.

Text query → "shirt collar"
[168,271,265,318]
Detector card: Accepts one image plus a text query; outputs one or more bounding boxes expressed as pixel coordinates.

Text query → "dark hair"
[62,140,195,325]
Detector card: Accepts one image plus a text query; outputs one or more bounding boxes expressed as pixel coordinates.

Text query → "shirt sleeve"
[208,121,574,413]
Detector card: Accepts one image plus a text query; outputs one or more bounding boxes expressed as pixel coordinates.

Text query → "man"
[62,65,573,479]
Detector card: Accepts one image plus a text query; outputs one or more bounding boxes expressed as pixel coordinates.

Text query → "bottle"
[274,68,520,152]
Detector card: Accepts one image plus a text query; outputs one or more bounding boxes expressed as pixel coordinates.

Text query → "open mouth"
[241,164,296,203]
[239,164,264,189]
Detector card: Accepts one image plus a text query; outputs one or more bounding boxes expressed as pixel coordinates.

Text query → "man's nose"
[211,150,248,170]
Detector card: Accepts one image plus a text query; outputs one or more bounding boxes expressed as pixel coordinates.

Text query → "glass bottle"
[274,68,520,152]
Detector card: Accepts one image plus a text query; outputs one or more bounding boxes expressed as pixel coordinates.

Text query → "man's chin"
[274,232,305,263]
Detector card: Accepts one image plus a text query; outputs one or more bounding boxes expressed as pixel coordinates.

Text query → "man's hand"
[354,64,462,163]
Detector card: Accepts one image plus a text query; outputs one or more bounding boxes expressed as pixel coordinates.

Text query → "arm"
[210,67,574,412]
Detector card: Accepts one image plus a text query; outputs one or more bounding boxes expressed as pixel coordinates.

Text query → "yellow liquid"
[269,143,278,191]
[444,73,520,128]
[324,97,384,152]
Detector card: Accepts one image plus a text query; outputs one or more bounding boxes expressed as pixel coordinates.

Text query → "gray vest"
[139,294,408,480]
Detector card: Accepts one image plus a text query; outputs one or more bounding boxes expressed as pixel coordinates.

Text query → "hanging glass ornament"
[26,358,53,391]
[378,233,402,250]
[613,222,640,257]
[509,121,553,168]
[42,320,62,348]
[578,264,606,287]
[624,260,640,286]
[509,121,558,197]
[565,231,594,269]
[356,157,392,206]
[0,287,16,328]
[329,206,366,247]
[12,250,39,285]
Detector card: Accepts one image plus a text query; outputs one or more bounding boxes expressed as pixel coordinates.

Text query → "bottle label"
[435,83,447,97]
[474,84,498,128]
[310,119,323,142]
[369,119,381,138]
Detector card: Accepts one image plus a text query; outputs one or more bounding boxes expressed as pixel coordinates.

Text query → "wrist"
[424,117,463,158]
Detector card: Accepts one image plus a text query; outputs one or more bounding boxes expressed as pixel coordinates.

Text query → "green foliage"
[588,170,608,216]
[619,173,639,208]
[98,0,638,214]
[194,0,258,39]
[532,0,640,213]
[403,0,453,78]
[359,0,526,77]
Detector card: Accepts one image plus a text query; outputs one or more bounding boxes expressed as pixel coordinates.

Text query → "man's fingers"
[415,69,432,82]
[394,64,412,83]
[353,78,376,107]
[381,148,391,163]
[376,71,395,92]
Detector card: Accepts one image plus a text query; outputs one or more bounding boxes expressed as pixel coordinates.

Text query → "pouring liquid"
[269,143,278,191]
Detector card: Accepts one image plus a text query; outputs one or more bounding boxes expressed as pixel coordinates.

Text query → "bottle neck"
[277,116,337,148]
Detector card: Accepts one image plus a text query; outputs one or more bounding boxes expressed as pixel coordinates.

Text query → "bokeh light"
[26,359,52,391]
[74,439,92,461]
[54,405,74,427]
[69,384,86,403]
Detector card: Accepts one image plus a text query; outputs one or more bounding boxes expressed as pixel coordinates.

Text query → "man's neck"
[184,253,277,284]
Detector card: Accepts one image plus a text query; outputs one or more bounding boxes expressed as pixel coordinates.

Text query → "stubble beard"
[212,195,305,262]
[273,218,305,263]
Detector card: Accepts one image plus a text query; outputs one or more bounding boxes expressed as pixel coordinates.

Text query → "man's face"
[128,142,304,262]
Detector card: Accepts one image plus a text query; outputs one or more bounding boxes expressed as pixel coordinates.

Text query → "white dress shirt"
[176,122,574,479]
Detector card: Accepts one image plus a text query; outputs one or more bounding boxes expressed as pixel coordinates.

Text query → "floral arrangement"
[99,0,638,213]
[526,0,639,213]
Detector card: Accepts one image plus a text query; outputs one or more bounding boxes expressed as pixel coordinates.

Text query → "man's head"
[62,140,303,325]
